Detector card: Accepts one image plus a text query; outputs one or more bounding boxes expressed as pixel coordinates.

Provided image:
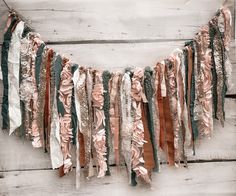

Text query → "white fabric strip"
[72,67,81,189]
[8,21,24,135]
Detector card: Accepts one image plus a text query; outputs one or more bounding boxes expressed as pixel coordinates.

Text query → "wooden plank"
[49,40,236,73]
[49,41,236,94]
[0,99,235,171]
[50,41,184,70]
[0,0,231,42]
[0,40,235,93]
[188,107,236,161]
[234,0,236,39]
[0,42,235,93]
[0,1,9,44]
[0,129,52,171]
[229,41,236,94]
[0,162,236,195]
[0,41,235,169]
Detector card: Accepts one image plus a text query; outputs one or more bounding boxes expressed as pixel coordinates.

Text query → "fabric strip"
[1,15,18,129]
[8,21,24,135]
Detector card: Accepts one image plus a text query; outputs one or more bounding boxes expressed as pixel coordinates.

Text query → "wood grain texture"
[28,41,236,94]
[0,1,235,194]
[0,40,235,92]
[0,0,233,42]
[0,162,236,196]
[49,41,236,93]
[228,41,236,94]
[0,1,9,43]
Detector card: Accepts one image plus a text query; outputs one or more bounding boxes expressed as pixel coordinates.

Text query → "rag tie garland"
[0,7,233,188]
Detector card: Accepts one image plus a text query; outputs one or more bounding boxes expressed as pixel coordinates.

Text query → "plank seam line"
[1,159,236,172]
[0,39,192,46]
[0,38,235,45]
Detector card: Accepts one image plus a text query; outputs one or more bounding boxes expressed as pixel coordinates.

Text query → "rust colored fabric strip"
[155,62,175,166]
[155,65,165,151]
[36,47,48,149]
[186,46,194,149]
[162,95,175,166]
[44,48,54,152]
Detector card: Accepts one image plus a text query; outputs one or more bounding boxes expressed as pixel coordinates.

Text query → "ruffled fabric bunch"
[1,7,232,188]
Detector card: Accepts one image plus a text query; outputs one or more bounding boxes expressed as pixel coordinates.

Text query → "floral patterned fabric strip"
[195,26,214,138]
[92,71,107,178]
[58,58,74,174]
[131,68,151,185]
[31,34,45,148]
[20,32,44,148]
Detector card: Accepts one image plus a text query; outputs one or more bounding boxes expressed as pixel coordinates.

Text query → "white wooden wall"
[0,0,236,195]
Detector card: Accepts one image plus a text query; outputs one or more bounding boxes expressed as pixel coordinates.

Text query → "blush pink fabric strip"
[167,55,182,163]
[59,58,73,174]
[195,26,213,137]
[31,35,44,148]
[131,68,151,184]
[109,73,121,166]
[92,71,107,178]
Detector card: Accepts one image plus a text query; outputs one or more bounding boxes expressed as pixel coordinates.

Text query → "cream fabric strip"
[8,21,24,135]
[221,8,233,92]
[120,71,133,184]
[50,87,63,169]
[178,50,192,156]
[19,33,35,138]
[72,67,81,189]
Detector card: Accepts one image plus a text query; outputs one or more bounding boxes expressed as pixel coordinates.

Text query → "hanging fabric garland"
[0,6,233,189]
